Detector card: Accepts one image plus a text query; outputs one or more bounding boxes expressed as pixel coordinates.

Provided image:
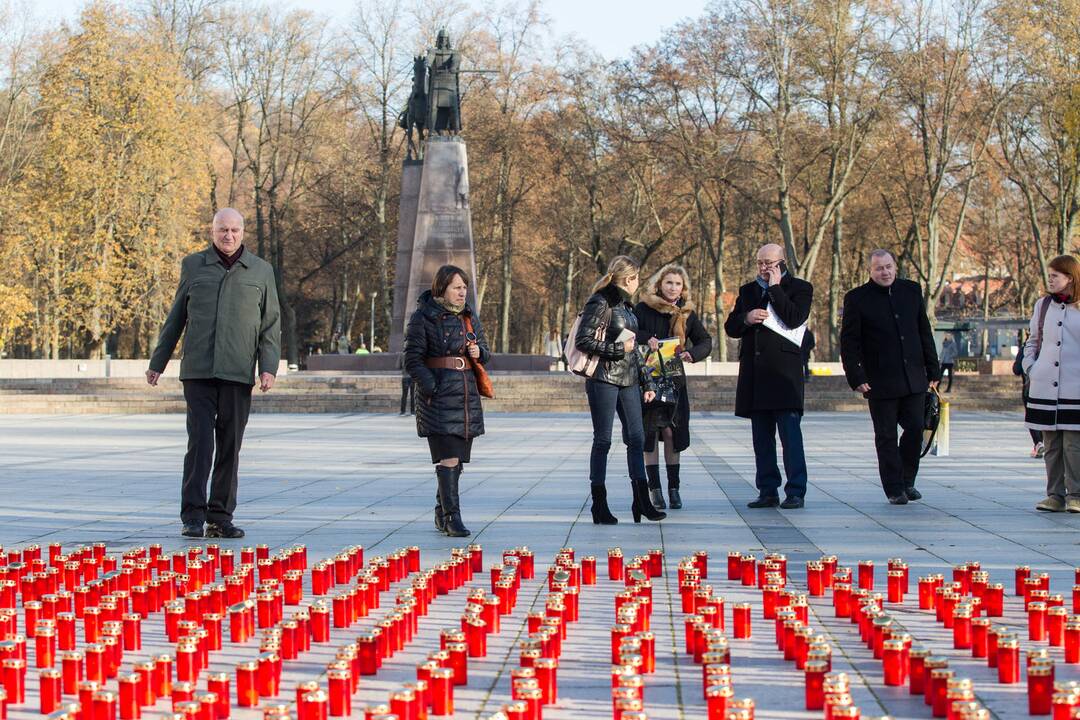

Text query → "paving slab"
[0,410,1073,719]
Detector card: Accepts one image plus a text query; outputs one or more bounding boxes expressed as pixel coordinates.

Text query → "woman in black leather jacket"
[575,255,665,525]
[405,265,491,537]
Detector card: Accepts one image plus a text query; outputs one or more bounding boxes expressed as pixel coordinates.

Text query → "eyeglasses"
[756,260,781,268]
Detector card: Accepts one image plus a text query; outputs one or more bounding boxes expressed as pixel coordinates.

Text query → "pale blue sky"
[34,0,710,60]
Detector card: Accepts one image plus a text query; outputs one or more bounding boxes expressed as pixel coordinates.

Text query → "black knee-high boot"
[646,464,665,509]
[666,463,682,509]
[436,465,470,537]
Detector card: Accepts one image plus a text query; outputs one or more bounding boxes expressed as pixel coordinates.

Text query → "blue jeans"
[586,379,647,487]
[750,410,808,499]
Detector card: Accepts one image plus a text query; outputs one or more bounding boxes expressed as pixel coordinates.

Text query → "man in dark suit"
[840,249,940,504]
[724,243,814,509]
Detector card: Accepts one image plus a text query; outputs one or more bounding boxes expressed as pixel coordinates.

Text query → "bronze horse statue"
[398,56,428,159]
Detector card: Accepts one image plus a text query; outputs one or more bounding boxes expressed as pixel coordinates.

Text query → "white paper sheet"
[763,302,806,348]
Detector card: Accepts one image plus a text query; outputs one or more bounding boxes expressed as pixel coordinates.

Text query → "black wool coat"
[633,299,713,452]
[723,275,814,418]
[404,290,491,439]
[840,278,941,400]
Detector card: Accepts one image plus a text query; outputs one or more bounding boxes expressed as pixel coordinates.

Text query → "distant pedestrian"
[147,208,281,539]
[404,265,490,537]
[634,264,713,510]
[840,249,940,505]
[576,255,664,525]
[801,328,816,380]
[724,243,813,510]
[1024,255,1080,513]
[1013,338,1044,458]
[940,336,958,392]
[398,352,415,416]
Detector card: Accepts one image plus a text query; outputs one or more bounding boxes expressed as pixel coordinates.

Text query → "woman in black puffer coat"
[575,255,664,525]
[405,265,491,537]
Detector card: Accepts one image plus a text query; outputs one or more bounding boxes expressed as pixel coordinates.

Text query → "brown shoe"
[1067,497,1080,513]
[1036,496,1065,512]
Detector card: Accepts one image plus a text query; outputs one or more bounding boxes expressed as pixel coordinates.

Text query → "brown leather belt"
[425,356,469,370]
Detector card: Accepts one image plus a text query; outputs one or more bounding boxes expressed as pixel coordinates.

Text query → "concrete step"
[0,373,1025,414]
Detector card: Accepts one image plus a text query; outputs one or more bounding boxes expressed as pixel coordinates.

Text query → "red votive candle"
[207,673,229,719]
[858,561,874,591]
[999,638,1021,683]
[984,583,1005,616]
[235,661,257,707]
[1017,566,1032,596]
[1,659,25,704]
[740,556,756,587]
[727,552,741,581]
[1065,621,1080,663]
[953,609,972,649]
[887,570,905,604]
[807,562,825,596]
[608,549,624,582]
[1029,664,1054,715]
[805,659,827,709]
[883,639,906,686]
[971,618,990,658]
[733,603,751,638]
[706,684,732,719]
[908,647,929,695]
[1031,603,1049,641]
[118,673,140,720]
[429,667,453,716]
[39,668,62,714]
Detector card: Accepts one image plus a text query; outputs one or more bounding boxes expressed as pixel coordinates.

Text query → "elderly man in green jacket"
[147,208,281,539]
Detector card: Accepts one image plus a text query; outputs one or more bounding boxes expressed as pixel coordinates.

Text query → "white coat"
[1023,296,1080,431]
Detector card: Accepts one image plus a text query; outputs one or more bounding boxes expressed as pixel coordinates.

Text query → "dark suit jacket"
[724,275,814,417]
[840,278,940,399]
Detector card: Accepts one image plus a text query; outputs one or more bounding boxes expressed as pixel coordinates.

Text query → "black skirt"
[643,384,692,453]
[427,434,473,464]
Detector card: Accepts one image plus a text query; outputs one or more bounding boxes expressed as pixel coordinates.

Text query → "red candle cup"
[1029,664,1054,715]
[429,667,453,717]
[998,638,1021,683]
[706,684,732,720]
[858,561,874,591]
[207,673,229,719]
[39,668,62,714]
[805,659,827,709]
[733,603,751,639]
[1031,602,1050,641]
[883,639,906,686]
[608,549,624,582]
[235,662,257,707]
[1065,621,1080,663]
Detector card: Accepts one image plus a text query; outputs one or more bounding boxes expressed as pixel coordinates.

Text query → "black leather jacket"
[575,284,653,390]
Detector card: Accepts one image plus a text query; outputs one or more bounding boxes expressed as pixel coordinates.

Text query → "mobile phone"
[778,260,788,275]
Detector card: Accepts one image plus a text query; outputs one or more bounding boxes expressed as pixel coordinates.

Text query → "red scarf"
[1053,292,1072,304]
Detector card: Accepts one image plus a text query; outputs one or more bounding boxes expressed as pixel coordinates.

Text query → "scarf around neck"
[435,296,465,314]
[643,290,695,345]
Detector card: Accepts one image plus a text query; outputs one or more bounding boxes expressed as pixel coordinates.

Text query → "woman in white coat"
[1024,254,1080,512]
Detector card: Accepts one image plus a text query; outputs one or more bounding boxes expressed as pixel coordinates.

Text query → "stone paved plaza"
[0,409,1076,719]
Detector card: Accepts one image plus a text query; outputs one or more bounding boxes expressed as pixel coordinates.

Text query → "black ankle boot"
[645,464,665,509]
[590,484,618,525]
[666,463,682,509]
[436,465,470,537]
[631,478,667,522]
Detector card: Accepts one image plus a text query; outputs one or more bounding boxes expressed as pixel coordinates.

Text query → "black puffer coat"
[575,284,647,388]
[404,291,490,439]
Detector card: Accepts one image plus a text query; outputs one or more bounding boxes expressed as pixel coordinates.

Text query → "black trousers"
[941,363,954,391]
[181,379,253,525]
[867,392,924,497]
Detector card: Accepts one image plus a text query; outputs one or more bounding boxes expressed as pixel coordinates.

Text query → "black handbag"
[920,387,941,458]
[645,349,679,410]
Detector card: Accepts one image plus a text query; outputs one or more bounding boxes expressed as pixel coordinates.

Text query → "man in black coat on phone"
[840,249,940,504]
[724,243,814,509]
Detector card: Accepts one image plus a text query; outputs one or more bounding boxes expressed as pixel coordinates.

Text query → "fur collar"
[641,289,694,343]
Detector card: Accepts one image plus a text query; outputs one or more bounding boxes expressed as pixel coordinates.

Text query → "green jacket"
[150,247,281,385]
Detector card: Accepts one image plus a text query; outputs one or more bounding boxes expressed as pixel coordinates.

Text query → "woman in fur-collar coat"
[634,264,712,510]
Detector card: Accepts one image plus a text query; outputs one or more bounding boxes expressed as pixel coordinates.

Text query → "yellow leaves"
[9,0,208,353]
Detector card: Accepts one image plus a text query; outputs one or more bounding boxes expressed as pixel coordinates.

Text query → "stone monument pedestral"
[389,137,478,352]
